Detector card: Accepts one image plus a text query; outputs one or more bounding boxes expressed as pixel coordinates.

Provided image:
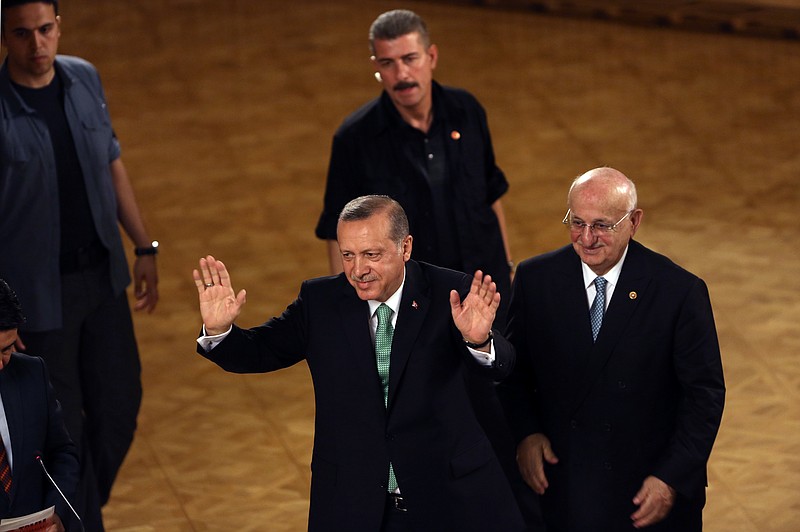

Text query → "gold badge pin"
[629,291,637,300]
[451,130,461,140]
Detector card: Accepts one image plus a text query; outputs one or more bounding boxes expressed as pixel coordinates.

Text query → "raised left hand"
[449,270,499,348]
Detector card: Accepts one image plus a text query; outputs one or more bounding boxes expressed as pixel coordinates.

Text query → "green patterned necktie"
[375,303,398,492]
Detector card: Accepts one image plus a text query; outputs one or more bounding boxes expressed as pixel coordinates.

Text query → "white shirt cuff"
[467,340,495,366]
[197,325,233,352]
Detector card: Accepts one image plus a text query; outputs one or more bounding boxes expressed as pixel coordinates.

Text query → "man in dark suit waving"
[0,279,78,531]
[193,195,525,531]
[499,167,725,531]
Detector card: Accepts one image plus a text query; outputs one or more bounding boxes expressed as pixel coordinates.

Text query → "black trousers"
[22,260,142,531]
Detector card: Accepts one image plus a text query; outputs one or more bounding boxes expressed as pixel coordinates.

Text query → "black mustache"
[393,81,418,91]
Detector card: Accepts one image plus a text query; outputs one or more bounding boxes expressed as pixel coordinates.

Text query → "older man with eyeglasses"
[498,167,725,532]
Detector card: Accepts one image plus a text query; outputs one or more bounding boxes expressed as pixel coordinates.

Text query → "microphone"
[34,452,85,532]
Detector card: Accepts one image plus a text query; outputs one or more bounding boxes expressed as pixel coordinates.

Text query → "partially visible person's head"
[369,10,437,117]
[337,195,412,302]
[1,0,61,88]
[565,167,643,276]
[0,279,25,370]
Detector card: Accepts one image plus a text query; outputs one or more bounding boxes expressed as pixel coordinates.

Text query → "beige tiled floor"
[44,0,800,529]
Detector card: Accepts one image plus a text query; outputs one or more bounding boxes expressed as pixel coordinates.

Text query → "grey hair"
[338,195,409,245]
[369,9,430,55]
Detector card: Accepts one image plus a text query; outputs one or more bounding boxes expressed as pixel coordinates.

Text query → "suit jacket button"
[570,420,577,429]
[603,461,612,470]
[603,423,612,432]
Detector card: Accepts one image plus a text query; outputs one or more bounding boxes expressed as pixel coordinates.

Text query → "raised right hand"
[192,255,246,335]
[517,432,559,495]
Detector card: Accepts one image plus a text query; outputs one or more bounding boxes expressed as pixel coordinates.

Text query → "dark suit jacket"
[499,240,725,532]
[0,353,79,525]
[198,260,525,531]
[315,82,511,318]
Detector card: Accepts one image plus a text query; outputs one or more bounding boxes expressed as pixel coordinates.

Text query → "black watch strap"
[464,330,493,349]
[134,240,159,256]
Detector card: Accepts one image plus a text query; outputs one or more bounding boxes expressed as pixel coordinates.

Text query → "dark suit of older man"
[500,167,725,532]
[501,240,725,531]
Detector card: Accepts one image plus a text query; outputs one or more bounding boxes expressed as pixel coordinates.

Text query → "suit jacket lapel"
[570,241,650,413]
[550,250,597,376]
[387,262,430,412]
[336,282,386,405]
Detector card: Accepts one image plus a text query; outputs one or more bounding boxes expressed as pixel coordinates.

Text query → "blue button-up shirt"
[0,55,130,330]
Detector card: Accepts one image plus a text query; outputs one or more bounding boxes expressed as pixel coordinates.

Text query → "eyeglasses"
[562,209,633,234]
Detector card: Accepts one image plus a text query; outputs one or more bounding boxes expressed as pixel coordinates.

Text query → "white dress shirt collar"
[368,267,406,325]
[581,244,629,309]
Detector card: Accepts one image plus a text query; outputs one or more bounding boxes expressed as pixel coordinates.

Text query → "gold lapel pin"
[450,130,461,140]
[629,291,637,300]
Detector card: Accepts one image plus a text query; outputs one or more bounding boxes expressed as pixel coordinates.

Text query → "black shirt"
[12,73,99,256]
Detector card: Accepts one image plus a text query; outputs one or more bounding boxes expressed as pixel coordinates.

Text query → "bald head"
[568,167,637,213]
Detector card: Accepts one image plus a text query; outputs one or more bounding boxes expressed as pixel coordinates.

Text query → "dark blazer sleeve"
[650,276,725,497]
[197,280,314,374]
[441,264,514,381]
[487,329,515,380]
[495,260,543,442]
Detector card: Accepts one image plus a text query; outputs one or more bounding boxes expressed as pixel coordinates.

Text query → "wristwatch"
[463,330,493,349]
[134,240,159,256]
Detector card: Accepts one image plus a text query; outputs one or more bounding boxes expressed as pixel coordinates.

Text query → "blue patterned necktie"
[375,303,398,492]
[590,277,607,342]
